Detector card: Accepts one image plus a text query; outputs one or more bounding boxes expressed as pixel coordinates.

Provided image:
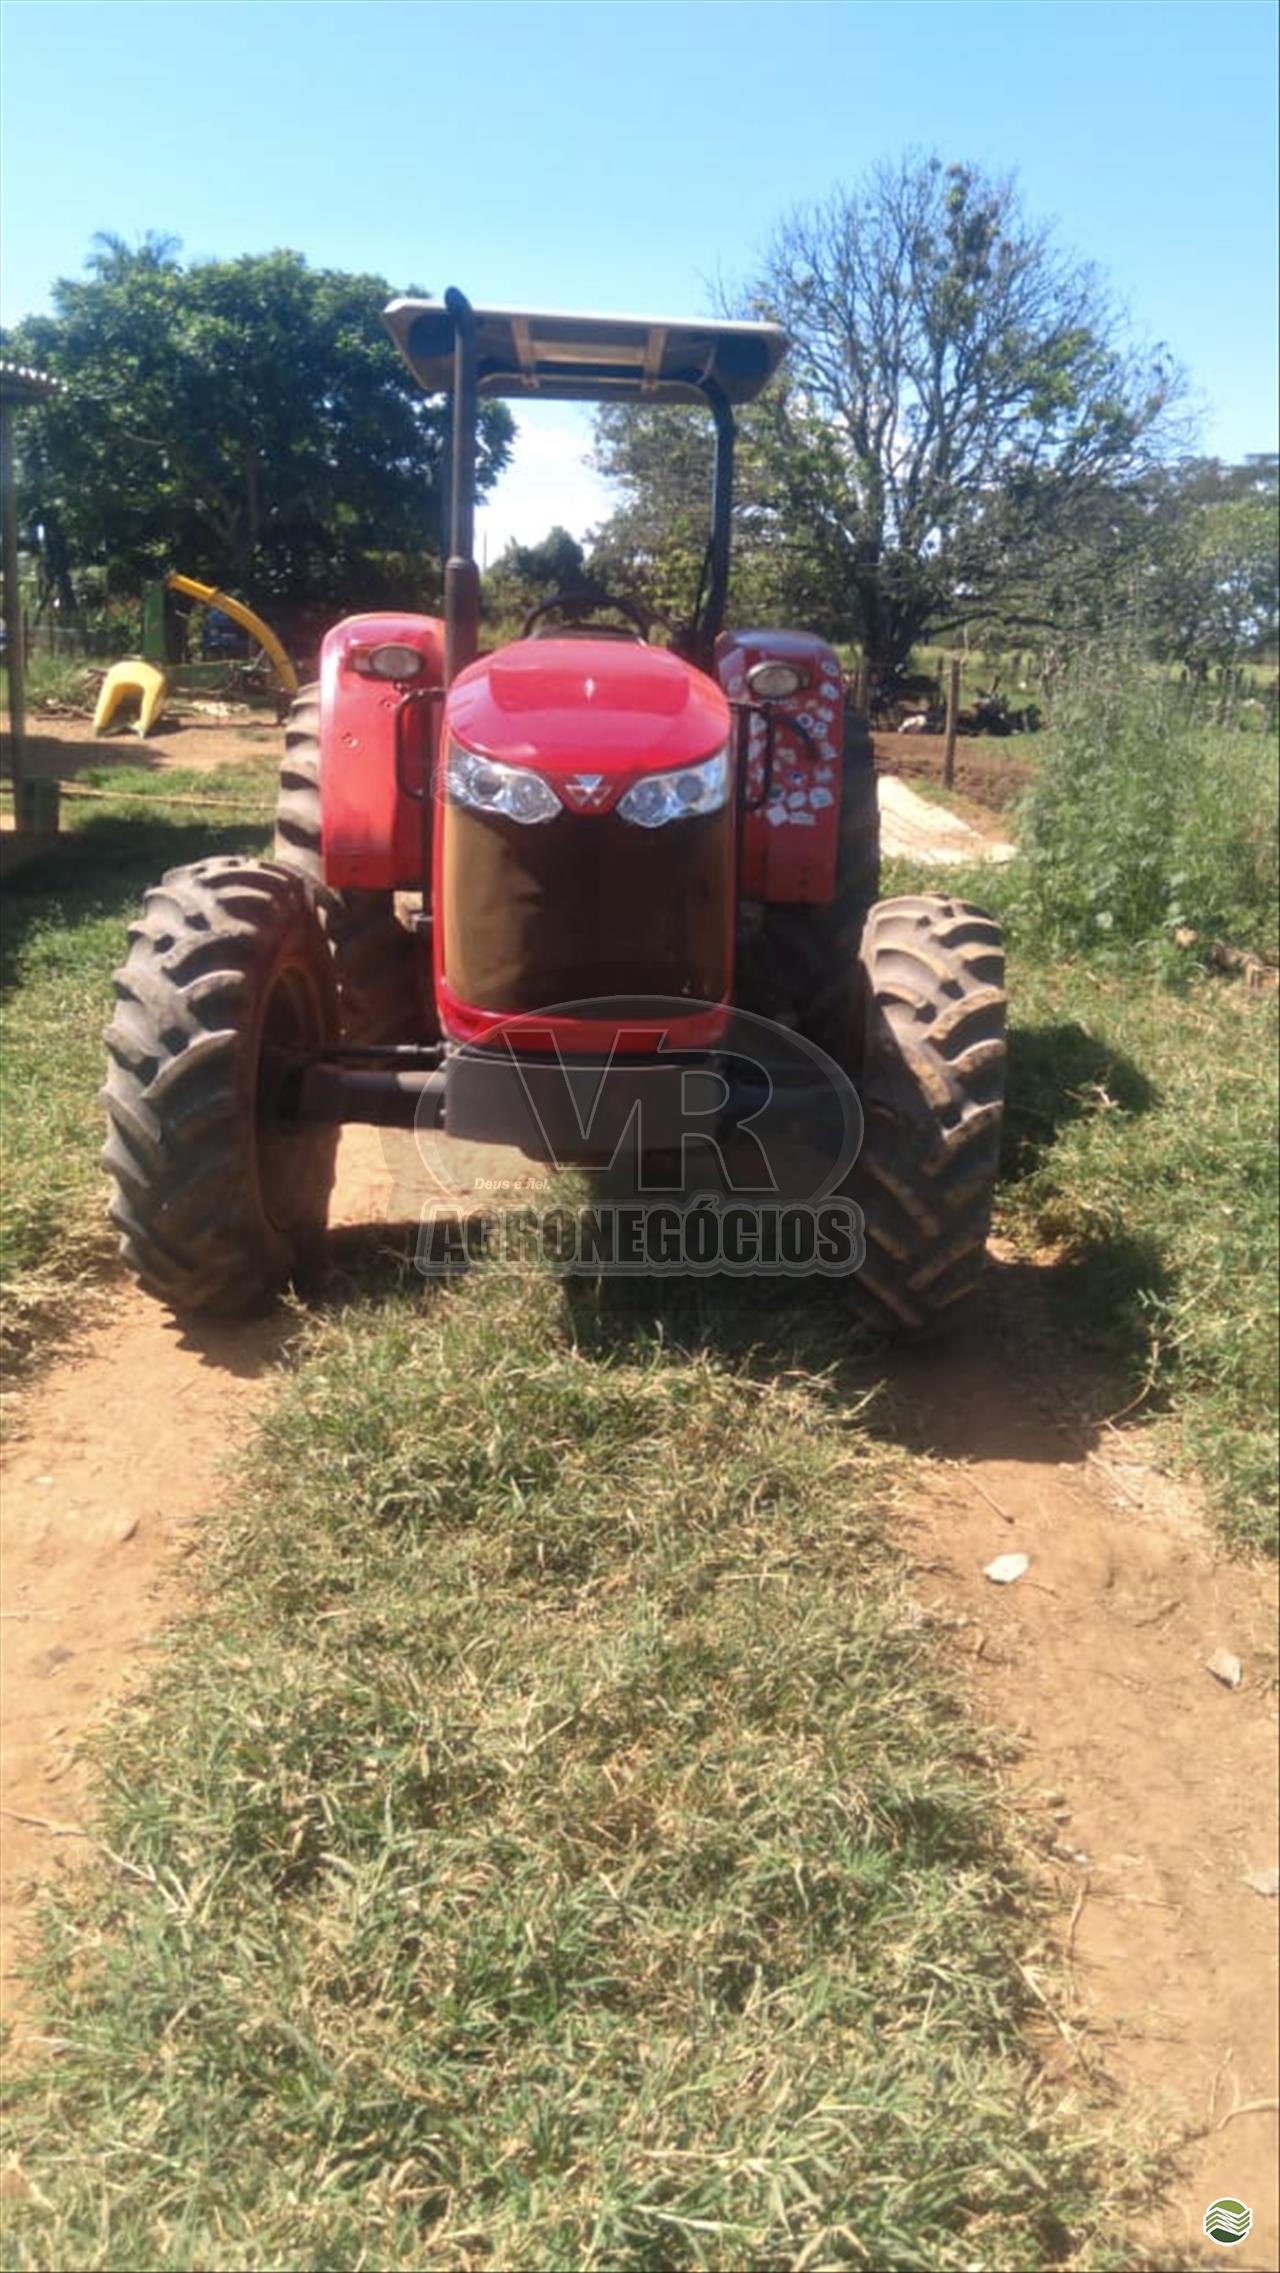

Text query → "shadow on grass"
[28,967,1173,1477]
[145,1220,457,1389]
[299,1199,1170,1475]
[553,1237,1172,1476]
[1002,1020,1158,1184]
[0,810,269,998]
[88,1199,1174,1475]
[4,721,277,773]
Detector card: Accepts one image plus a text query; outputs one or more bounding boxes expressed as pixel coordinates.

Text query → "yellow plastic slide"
[92,659,169,738]
[92,574,298,738]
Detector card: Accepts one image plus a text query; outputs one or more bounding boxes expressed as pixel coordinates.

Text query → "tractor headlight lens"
[351,642,427,680]
[617,745,730,829]
[445,741,561,825]
[747,660,805,700]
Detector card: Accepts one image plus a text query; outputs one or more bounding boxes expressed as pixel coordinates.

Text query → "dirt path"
[877,770,1017,865]
[2,1153,1276,2266]
[13,715,1028,869]
[873,710,1274,2267]
[895,1305,1279,2270]
[872,725,1034,813]
[0,1128,514,2034]
[1,1300,287,2038]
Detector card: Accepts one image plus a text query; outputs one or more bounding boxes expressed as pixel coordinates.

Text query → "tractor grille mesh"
[441,804,731,1014]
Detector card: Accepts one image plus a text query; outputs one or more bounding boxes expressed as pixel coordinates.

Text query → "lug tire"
[274,683,431,1045]
[102,858,339,1316]
[845,893,1006,1334]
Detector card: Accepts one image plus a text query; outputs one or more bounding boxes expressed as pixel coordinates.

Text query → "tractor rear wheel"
[845,893,1006,1334]
[274,683,431,1044]
[102,858,338,1316]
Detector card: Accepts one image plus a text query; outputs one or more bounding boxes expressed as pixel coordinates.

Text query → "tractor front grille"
[440,802,732,1016]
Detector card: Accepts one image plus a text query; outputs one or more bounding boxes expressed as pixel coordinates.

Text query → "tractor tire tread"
[847,893,1007,1335]
[101,854,338,1316]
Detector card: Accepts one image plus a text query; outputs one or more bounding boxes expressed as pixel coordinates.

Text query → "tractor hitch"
[289,1062,448,1131]
[268,1042,447,1133]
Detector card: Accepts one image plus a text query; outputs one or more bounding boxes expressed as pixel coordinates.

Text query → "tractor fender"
[317,612,445,889]
[716,629,847,904]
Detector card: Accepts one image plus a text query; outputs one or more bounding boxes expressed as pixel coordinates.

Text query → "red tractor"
[102,291,1006,1332]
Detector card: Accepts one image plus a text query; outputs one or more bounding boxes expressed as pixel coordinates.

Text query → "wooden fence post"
[943,656,960,787]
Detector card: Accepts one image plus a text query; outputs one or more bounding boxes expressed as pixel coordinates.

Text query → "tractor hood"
[445,637,730,778]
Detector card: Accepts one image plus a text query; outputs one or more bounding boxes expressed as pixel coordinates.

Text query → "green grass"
[5,762,1246,2267]
[0,1266,1151,2271]
[74,759,278,808]
[1000,947,1279,1554]
[0,795,269,1365]
[993,665,1277,1549]
[883,652,1278,1551]
[908,646,1278,710]
[8,651,102,711]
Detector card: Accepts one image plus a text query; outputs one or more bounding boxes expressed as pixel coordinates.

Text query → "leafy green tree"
[484,524,590,627]
[586,401,809,639]
[3,236,513,615]
[1143,456,1279,673]
[501,526,588,594]
[592,157,1183,675]
[587,407,717,622]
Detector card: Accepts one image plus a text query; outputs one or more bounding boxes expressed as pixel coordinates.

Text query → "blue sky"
[2,0,1276,553]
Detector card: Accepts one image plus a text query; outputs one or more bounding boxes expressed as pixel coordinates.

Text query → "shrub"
[1013,642,1278,956]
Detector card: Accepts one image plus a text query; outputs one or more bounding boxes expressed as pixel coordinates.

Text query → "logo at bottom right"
[1204,2199,1253,2248]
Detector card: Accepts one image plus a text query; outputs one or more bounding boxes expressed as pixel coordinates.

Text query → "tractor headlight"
[617,745,730,829]
[747,660,805,700]
[445,741,561,825]
[350,642,428,680]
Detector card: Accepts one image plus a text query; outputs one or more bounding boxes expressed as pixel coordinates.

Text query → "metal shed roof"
[0,360,66,408]
[382,299,788,406]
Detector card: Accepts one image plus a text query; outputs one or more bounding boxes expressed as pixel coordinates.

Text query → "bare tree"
[741,156,1185,675]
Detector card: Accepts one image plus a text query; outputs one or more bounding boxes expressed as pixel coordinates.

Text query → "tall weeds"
[1013,642,1277,956]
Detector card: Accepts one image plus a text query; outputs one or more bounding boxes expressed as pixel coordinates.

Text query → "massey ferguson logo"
[559,773,611,811]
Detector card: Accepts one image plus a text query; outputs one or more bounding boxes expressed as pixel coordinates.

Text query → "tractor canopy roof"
[383,299,788,405]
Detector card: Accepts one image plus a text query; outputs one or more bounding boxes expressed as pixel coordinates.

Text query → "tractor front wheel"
[845,893,1007,1334]
[102,858,338,1316]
